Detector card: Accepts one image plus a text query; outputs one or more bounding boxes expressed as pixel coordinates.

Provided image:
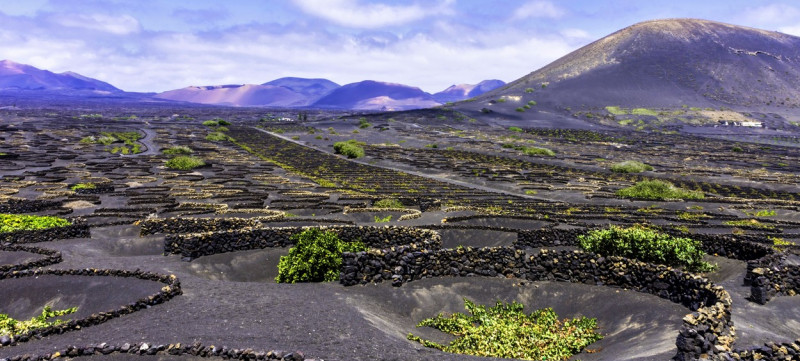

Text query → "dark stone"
[0,335,10,346]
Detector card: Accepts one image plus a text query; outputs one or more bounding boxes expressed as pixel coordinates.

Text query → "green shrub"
[70,183,96,191]
[605,106,628,115]
[333,140,365,158]
[0,306,78,337]
[509,126,523,132]
[0,214,71,233]
[528,100,537,106]
[202,120,219,127]
[578,225,714,272]
[358,119,371,128]
[162,146,193,155]
[275,228,366,283]
[522,146,555,156]
[373,198,404,209]
[616,180,704,200]
[374,215,392,223]
[515,107,525,112]
[205,132,230,141]
[631,108,659,116]
[408,299,602,361]
[525,88,534,93]
[731,146,743,153]
[165,155,206,170]
[217,119,231,126]
[610,160,653,173]
[724,219,774,229]
[97,135,117,145]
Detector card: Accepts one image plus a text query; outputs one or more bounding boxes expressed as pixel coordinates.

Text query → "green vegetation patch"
[0,214,71,233]
[70,183,96,191]
[616,180,704,200]
[631,108,659,116]
[610,160,653,173]
[605,106,628,115]
[165,156,206,170]
[0,306,78,337]
[333,139,365,159]
[408,299,602,361]
[502,143,555,157]
[578,225,714,272]
[162,146,193,155]
[275,228,366,283]
[205,132,230,142]
[374,215,392,223]
[508,126,523,132]
[724,219,774,229]
[373,198,404,209]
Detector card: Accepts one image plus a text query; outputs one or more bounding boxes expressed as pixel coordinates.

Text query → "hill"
[154,84,308,107]
[456,19,800,126]
[432,80,505,103]
[263,77,340,105]
[0,60,121,93]
[312,80,441,111]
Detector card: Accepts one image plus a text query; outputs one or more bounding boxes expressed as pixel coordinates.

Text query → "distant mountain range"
[0,60,121,93]
[0,59,501,110]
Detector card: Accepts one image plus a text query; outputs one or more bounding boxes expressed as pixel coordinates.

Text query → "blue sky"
[1,0,798,92]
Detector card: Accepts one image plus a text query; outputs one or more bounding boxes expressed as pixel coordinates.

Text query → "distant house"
[718,120,763,127]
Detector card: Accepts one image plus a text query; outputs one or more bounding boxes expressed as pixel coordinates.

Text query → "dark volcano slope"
[469,19,800,111]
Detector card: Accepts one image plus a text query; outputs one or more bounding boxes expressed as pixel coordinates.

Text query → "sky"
[1,0,799,93]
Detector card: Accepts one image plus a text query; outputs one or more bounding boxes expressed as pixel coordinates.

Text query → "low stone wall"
[0,268,181,348]
[516,228,586,248]
[747,254,800,304]
[137,215,285,235]
[340,246,523,286]
[0,200,62,214]
[0,244,62,272]
[1,342,309,361]
[165,225,441,260]
[0,223,90,244]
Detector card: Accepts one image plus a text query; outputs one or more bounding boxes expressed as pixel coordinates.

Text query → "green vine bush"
[0,214,71,233]
[0,306,78,336]
[408,299,602,361]
[333,140,365,159]
[165,156,206,170]
[610,160,653,173]
[578,225,715,272]
[275,228,366,283]
[616,180,704,200]
[373,198,404,209]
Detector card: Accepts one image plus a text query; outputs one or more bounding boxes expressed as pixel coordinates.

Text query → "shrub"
[97,135,117,145]
[205,132,229,141]
[333,140,365,159]
[70,183,96,191]
[217,119,231,126]
[525,87,534,93]
[528,100,537,106]
[731,146,743,153]
[358,119,371,128]
[0,214,71,233]
[275,228,366,283]
[0,306,78,337]
[162,146,193,155]
[578,225,715,272]
[616,180,704,200]
[631,108,659,116]
[605,106,628,115]
[610,160,653,173]
[522,146,555,156]
[374,215,392,223]
[165,155,206,170]
[509,126,523,132]
[408,299,602,361]
[202,120,219,127]
[516,107,526,112]
[724,219,774,229]
[373,198,404,209]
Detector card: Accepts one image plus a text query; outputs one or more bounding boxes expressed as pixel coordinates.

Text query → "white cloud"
[52,13,141,35]
[778,25,800,37]
[291,0,453,28]
[561,28,590,39]
[742,3,800,24]
[511,1,565,21]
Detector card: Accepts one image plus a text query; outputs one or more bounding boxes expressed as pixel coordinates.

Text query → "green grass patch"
[610,160,653,173]
[333,139,365,159]
[0,214,71,233]
[165,155,206,170]
[617,180,704,200]
[578,225,715,272]
[605,106,628,115]
[1,306,78,337]
[408,299,602,361]
[509,126,523,132]
[275,228,366,283]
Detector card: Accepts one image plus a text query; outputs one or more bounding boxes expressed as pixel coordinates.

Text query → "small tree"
[275,228,366,283]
